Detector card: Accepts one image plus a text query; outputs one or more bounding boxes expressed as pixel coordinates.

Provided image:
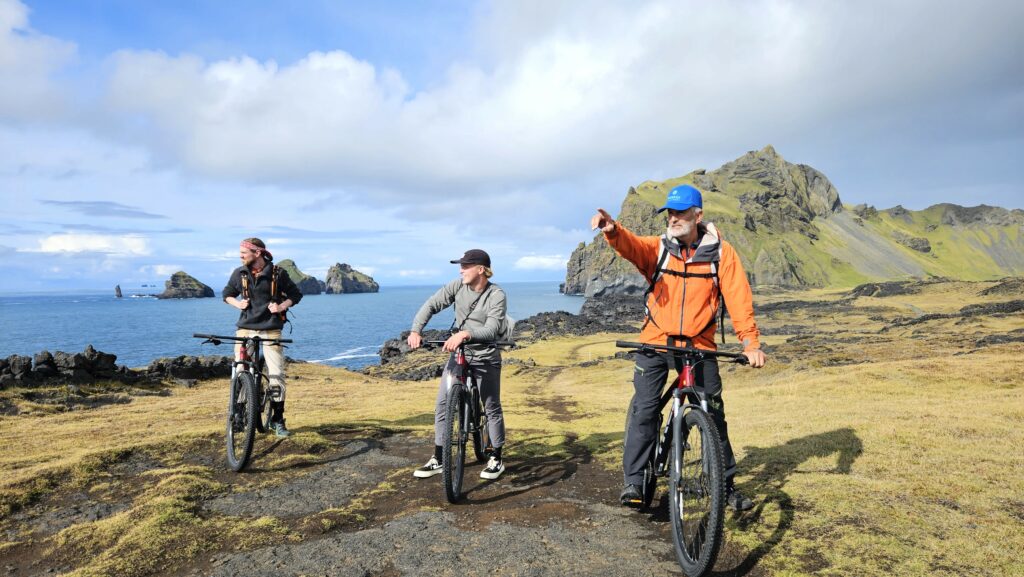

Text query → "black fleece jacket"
[222,261,303,330]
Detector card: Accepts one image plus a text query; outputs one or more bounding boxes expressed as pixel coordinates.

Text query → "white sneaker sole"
[413,468,443,478]
[479,465,505,480]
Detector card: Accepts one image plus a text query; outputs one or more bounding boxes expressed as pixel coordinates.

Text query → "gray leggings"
[434,356,505,449]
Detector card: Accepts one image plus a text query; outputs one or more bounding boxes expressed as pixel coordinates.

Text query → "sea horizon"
[0,281,582,370]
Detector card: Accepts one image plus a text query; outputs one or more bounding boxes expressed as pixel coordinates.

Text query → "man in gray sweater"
[407,249,509,480]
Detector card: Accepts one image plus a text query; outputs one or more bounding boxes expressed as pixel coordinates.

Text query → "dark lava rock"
[892,231,931,253]
[848,281,919,298]
[379,330,450,365]
[980,278,1024,297]
[143,355,233,380]
[976,329,1024,347]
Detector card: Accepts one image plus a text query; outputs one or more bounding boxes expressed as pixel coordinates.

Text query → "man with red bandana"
[222,237,303,437]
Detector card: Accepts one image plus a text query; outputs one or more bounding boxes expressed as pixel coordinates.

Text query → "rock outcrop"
[564,146,1024,295]
[324,263,379,294]
[157,272,214,299]
[277,259,323,295]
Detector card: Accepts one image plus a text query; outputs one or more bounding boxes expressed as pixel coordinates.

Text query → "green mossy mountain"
[276,259,323,295]
[156,272,214,299]
[564,146,1024,295]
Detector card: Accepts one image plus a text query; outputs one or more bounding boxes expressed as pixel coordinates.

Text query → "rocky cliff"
[156,272,214,299]
[324,263,379,294]
[565,146,1024,294]
[276,259,323,295]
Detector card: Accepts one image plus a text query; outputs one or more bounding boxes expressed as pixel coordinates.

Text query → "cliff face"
[565,146,1024,294]
[276,259,322,295]
[324,263,379,294]
[157,272,214,299]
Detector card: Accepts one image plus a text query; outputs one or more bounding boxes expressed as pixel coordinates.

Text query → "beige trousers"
[234,329,286,402]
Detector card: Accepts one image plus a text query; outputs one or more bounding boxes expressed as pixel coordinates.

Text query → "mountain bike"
[616,340,748,577]
[194,333,292,471]
[425,339,512,503]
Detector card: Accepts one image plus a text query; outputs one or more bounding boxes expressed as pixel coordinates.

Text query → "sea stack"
[324,263,379,294]
[156,272,215,299]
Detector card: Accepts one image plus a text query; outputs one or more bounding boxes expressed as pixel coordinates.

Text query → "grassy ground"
[1,278,1022,576]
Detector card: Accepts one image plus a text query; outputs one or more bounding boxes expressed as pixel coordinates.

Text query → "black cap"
[450,249,491,267]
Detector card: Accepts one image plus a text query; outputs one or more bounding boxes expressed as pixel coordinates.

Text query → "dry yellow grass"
[1,278,1022,576]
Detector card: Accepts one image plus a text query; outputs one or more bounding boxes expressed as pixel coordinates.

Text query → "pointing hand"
[590,208,616,233]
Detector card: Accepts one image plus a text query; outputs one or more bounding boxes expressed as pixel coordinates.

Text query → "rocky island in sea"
[272,260,379,295]
[156,272,215,299]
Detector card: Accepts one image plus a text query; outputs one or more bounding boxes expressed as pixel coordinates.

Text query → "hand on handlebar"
[407,332,422,350]
[743,348,766,368]
[442,331,470,353]
[234,298,250,311]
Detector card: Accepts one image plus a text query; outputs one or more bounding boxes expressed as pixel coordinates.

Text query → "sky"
[1,0,1022,293]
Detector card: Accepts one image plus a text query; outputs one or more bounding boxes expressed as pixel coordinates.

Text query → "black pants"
[624,351,737,485]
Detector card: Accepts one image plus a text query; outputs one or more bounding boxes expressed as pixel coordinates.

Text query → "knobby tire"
[669,408,726,577]
[442,384,467,503]
[226,372,258,472]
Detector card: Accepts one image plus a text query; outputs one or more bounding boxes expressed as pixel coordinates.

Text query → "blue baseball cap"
[658,184,703,213]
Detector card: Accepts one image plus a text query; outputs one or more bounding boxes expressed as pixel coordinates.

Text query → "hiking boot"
[726,487,754,511]
[620,484,644,508]
[480,457,505,480]
[413,457,443,478]
[270,420,291,438]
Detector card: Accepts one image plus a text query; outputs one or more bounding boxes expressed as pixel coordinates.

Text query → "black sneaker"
[620,484,644,508]
[726,487,754,511]
[480,457,505,480]
[270,420,291,438]
[413,457,443,478]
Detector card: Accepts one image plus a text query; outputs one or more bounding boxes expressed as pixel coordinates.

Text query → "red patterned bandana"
[240,241,272,261]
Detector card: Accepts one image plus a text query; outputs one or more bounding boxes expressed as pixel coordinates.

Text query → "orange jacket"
[604,222,761,351]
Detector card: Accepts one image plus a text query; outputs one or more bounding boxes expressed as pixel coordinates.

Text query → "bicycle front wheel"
[226,372,258,472]
[669,408,726,577]
[442,385,467,503]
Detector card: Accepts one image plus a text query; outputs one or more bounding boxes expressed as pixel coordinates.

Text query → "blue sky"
[1,0,1022,293]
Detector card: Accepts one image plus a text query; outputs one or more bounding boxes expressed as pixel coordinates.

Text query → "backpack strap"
[240,270,250,300]
[640,240,671,330]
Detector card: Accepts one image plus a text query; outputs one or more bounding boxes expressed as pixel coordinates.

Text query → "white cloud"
[26,233,150,255]
[93,0,1024,199]
[515,255,568,270]
[139,264,182,276]
[0,0,76,121]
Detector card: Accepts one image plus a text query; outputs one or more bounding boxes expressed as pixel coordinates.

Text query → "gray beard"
[666,222,693,240]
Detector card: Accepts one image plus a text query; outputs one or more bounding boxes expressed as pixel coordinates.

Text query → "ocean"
[0,282,583,370]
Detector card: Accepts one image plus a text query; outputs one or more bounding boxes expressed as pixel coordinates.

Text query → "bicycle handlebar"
[615,340,748,364]
[423,340,515,348]
[193,333,293,344]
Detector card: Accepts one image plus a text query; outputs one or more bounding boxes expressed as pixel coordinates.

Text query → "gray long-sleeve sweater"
[411,279,507,363]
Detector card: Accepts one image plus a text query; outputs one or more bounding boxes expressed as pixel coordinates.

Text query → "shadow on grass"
[710,427,864,577]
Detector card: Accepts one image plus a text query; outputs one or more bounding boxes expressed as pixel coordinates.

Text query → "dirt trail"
[4,423,761,577]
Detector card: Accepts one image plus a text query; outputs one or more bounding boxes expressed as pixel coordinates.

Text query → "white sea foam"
[309,346,381,364]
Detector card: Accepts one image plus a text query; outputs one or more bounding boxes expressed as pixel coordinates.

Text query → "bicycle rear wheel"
[623,395,658,508]
[442,385,467,503]
[471,387,491,462]
[226,372,258,472]
[668,408,725,577]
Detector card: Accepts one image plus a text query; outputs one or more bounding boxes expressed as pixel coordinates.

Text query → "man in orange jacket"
[591,184,766,511]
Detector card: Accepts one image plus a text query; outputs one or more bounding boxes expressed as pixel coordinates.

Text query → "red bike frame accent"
[680,364,696,390]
